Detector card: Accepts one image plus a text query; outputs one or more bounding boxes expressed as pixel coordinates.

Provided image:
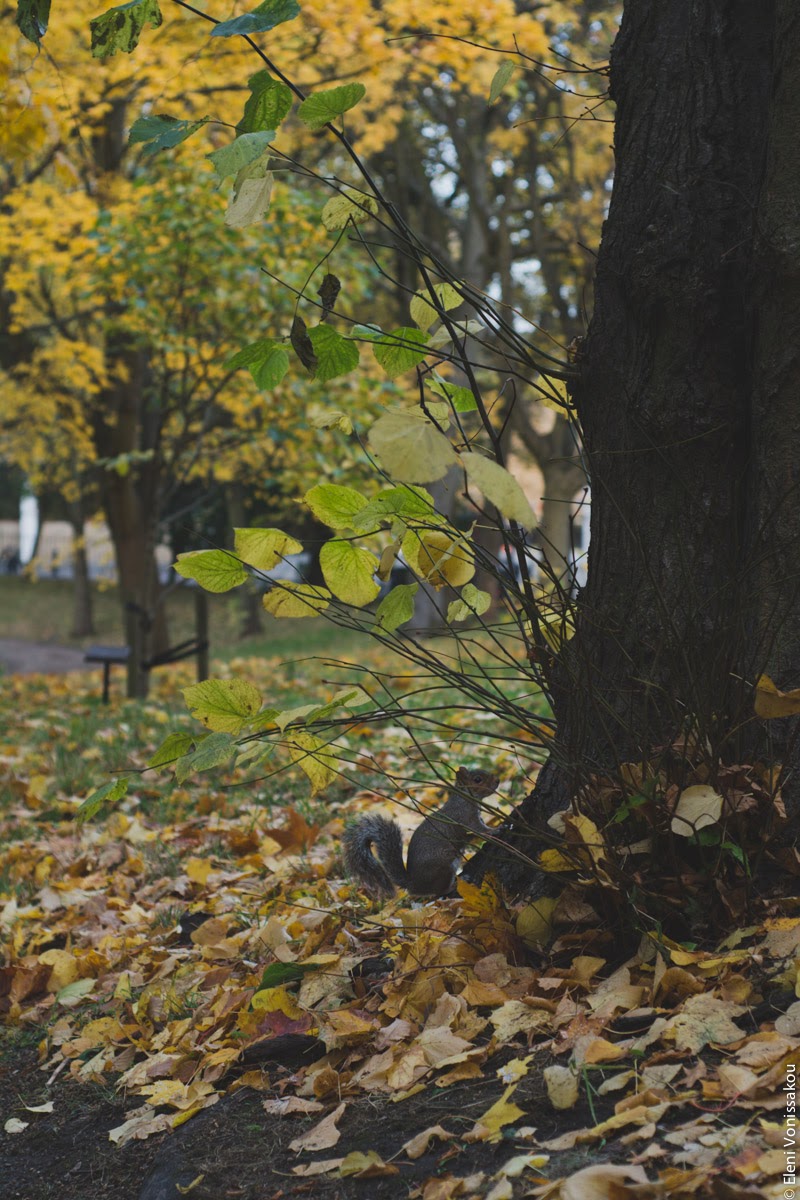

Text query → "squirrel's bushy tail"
[343,814,407,897]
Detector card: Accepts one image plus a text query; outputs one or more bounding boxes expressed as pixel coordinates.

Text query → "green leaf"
[129,114,209,155]
[249,709,281,733]
[307,325,360,383]
[285,731,338,795]
[76,777,129,824]
[147,731,195,769]
[275,702,323,731]
[236,70,293,134]
[314,686,372,717]
[174,549,248,593]
[376,583,418,632]
[351,486,437,533]
[308,406,353,435]
[90,0,162,57]
[225,151,274,228]
[184,678,263,734]
[208,131,274,178]
[175,731,237,782]
[211,0,300,38]
[298,83,366,130]
[427,317,485,350]
[409,283,462,331]
[368,411,458,484]
[351,488,438,537]
[447,583,492,623]
[304,484,368,529]
[57,978,96,1005]
[321,189,379,231]
[234,527,303,571]
[427,375,478,413]
[259,962,310,988]
[460,453,537,527]
[489,60,515,104]
[350,323,383,342]
[372,328,430,379]
[262,582,331,617]
[225,339,289,390]
[16,0,50,45]
[320,539,380,607]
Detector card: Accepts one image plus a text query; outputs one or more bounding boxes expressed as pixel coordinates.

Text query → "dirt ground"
[0,1037,600,1200]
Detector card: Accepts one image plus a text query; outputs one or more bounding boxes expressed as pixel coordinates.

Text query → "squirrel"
[343,767,498,898]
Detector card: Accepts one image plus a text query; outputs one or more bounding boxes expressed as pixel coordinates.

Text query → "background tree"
[0,156,379,691]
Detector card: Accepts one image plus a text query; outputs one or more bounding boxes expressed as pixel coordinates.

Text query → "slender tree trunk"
[226,484,263,637]
[68,502,95,638]
[105,486,168,698]
[95,341,168,698]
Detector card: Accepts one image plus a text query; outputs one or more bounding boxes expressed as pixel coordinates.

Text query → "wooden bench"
[83,645,131,704]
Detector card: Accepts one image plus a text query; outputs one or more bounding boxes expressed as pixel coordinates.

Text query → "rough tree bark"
[470,0,800,892]
[745,2,800,815]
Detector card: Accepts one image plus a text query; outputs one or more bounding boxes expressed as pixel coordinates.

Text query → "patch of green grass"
[0,575,370,663]
[0,1024,47,1055]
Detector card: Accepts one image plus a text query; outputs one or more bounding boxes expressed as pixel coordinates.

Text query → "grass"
[0,575,370,662]
[0,574,549,795]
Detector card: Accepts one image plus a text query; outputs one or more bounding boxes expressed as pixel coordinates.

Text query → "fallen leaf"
[289,1101,346,1152]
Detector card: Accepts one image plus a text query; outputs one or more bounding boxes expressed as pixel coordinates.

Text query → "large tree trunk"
[471,1,784,893]
[745,1,800,818]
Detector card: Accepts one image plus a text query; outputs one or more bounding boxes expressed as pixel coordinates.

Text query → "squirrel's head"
[454,766,499,795]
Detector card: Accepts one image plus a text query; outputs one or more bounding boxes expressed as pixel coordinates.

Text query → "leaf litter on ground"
[0,653,796,1198]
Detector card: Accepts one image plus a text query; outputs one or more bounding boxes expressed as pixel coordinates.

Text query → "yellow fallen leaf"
[516,897,557,947]
[538,848,575,873]
[576,1101,670,1142]
[320,1009,376,1046]
[457,877,501,913]
[176,1175,205,1195]
[466,1085,525,1142]
[497,1152,549,1178]
[497,1056,531,1084]
[38,949,79,991]
[339,1150,398,1177]
[189,915,228,944]
[755,673,800,718]
[489,1000,552,1041]
[251,986,304,1020]
[582,1037,627,1065]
